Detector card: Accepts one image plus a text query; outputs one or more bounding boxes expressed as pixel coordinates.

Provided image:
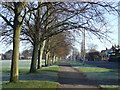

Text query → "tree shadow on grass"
[2,68,59,83]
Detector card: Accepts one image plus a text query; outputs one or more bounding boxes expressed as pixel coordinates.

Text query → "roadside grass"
[100,85,120,90]
[76,67,119,80]
[2,81,59,89]
[67,61,119,80]
[67,60,120,89]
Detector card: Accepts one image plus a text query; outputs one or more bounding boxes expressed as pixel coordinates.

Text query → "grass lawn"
[2,60,60,89]
[2,65,59,81]
[2,81,59,89]
[76,66,119,80]
[67,60,120,89]
[100,85,120,90]
[67,61,119,80]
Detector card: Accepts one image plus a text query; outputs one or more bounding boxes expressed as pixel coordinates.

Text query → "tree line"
[0,1,118,82]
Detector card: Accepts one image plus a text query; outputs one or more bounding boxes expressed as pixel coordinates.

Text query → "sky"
[72,13,118,52]
[0,2,119,54]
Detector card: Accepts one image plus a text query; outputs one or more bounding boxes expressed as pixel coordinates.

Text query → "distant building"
[19,54,25,59]
[26,56,32,59]
[22,49,32,59]
[101,45,120,61]
[19,54,32,60]
[0,54,2,60]
[101,49,110,60]
[87,51,101,61]
[0,54,6,60]
[4,50,13,60]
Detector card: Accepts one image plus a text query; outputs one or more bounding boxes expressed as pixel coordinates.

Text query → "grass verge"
[2,65,60,89]
[68,61,119,80]
[2,65,59,80]
[2,81,59,89]
[100,85,120,90]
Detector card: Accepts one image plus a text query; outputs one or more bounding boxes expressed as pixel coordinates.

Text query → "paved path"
[57,61,104,89]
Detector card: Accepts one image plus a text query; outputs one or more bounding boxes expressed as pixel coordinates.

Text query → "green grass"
[1,60,45,69]
[68,61,119,80]
[77,67,119,80]
[27,66,60,79]
[2,81,59,89]
[2,65,60,89]
[2,65,59,82]
[66,60,91,67]
[100,85,120,90]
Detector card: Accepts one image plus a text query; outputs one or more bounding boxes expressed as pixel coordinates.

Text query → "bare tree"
[1,1,119,81]
[0,2,51,82]
[20,1,119,72]
[88,43,98,52]
[45,32,72,65]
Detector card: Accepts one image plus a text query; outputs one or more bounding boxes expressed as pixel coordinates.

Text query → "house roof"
[19,54,24,57]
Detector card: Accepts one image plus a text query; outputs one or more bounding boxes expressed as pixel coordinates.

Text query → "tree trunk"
[37,40,46,69]
[10,26,21,82]
[37,48,41,68]
[46,52,51,66]
[30,43,39,73]
[51,56,54,64]
[53,55,56,64]
[54,56,56,63]
[56,57,58,62]
[49,53,52,66]
[45,52,48,66]
[9,2,27,82]
[55,56,57,62]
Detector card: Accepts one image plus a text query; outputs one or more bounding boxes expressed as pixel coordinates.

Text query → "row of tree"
[0,2,118,83]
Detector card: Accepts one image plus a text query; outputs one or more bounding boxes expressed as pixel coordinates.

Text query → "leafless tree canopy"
[1,2,119,44]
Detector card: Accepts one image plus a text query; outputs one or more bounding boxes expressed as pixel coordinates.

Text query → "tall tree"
[45,32,72,65]
[0,2,51,82]
[23,2,118,72]
[88,43,98,52]
[22,2,79,72]
[0,2,26,82]
[1,2,118,77]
